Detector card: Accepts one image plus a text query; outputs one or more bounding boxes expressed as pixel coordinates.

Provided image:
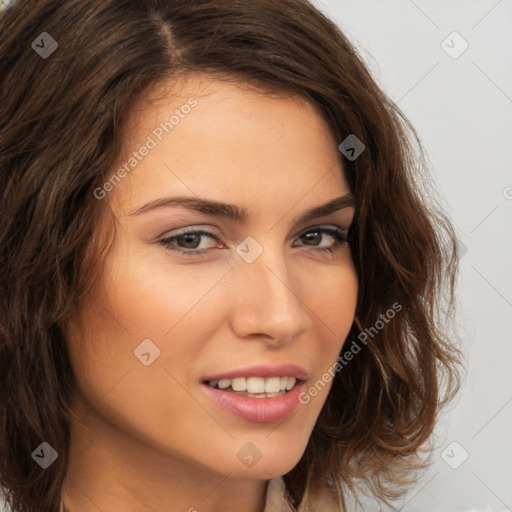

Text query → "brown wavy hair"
[0,0,462,510]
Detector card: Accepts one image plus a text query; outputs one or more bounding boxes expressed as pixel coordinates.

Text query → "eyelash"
[158,226,351,258]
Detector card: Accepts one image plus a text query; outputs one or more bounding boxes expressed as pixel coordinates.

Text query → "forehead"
[108,74,348,215]
[121,73,337,150]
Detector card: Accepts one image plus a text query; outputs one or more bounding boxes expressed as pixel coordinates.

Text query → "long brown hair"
[0,0,462,510]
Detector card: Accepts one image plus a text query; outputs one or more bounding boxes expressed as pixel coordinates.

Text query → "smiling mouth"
[202,376,300,398]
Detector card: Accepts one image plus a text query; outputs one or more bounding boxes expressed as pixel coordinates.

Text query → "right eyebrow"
[129,196,249,221]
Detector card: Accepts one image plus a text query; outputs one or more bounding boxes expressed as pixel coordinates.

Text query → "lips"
[200,380,307,422]
[199,363,309,422]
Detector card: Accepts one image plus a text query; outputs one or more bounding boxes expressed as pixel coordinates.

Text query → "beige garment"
[264,475,341,512]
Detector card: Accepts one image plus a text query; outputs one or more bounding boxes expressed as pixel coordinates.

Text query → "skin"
[61,74,357,512]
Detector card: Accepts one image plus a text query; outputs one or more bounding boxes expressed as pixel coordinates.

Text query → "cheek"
[69,241,242,402]
[306,255,358,341]
[99,244,232,340]
[300,261,358,410]
[65,278,225,455]
[67,257,227,405]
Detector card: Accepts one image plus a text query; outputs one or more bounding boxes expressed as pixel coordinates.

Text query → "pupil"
[303,232,320,245]
[180,233,200,249]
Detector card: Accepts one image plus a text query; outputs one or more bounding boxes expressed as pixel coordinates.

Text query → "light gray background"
[1,1,511,511]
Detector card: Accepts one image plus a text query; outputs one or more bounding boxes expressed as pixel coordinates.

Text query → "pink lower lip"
[200,381,306,423]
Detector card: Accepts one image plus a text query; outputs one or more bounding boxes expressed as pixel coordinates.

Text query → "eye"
[158,229,222,256]
[157,225,351,258]
[294,226,350,253]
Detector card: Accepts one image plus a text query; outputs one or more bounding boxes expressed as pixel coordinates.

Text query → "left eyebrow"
[292,193,356,224]
[128,192,356,224]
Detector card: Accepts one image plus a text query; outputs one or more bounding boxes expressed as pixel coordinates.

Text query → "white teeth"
[207,376,297,392]
[285,377,296,390]
[218,379,231,389]
[231,377,246,391]
[264,377,281,394]
[247,377,265,394]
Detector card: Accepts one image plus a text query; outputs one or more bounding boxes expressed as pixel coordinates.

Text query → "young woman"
[0,0,462,511]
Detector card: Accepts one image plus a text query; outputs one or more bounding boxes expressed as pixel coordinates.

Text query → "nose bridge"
[229,240,309,341]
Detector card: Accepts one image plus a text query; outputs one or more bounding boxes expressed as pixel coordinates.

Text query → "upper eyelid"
[162,223,349,237]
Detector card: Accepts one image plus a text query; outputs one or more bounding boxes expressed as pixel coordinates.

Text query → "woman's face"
[66,74,358,481]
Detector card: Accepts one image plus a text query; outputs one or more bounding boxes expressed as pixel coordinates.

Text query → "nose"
[227,245,310,346]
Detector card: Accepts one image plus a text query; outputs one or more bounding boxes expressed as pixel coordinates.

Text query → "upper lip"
[201,364,309,382]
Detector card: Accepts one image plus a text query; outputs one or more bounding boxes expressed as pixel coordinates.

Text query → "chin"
[212,433,310,480]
